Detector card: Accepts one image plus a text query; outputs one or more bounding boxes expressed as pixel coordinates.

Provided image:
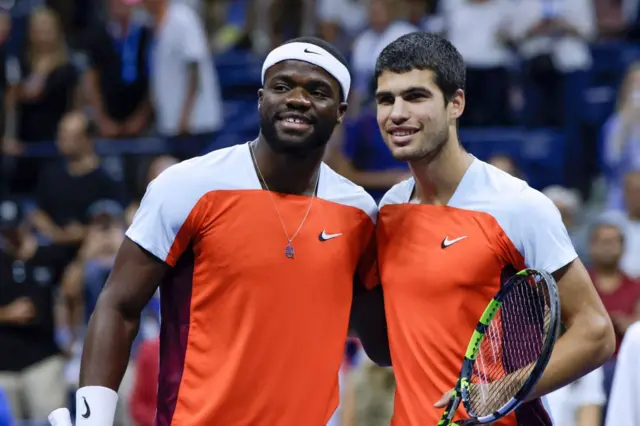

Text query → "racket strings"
[468,273,552,416]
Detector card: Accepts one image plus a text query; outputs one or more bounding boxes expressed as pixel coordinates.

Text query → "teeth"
[284,117,306,124]
[392,130,415,136]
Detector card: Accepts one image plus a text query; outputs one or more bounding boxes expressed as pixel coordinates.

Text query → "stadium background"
[0,0,639,424]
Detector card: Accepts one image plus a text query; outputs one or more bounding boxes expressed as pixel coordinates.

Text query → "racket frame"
[438,269,561,425]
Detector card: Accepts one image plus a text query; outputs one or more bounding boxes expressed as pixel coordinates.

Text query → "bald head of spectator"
[488,153,522,178]
[146,155,178,184]
[56,111,93,159]
[543,185,582,229]
[623,170,640,220]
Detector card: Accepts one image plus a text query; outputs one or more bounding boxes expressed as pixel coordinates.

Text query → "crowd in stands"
[0,0,639,425]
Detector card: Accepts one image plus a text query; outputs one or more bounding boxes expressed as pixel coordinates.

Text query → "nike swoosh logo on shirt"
[319,230,342,241]
[441,236,467,249]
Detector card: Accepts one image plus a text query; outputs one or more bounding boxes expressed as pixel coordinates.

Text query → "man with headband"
[48,36,389,426]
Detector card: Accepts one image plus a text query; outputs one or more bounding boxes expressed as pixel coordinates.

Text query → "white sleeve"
[605,322,640,426]
[513,190,578,272]
[178,6,209,62]
[125,167,197,266]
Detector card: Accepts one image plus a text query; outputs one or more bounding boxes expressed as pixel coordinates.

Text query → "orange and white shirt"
[125,143,377,426]
[377,158,577,426]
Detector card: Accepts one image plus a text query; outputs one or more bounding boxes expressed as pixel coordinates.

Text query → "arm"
[350,283,391,366]
[80,237,167,390]
[177,62,199,135]
[576,405,601,426]
[525,259,615,400]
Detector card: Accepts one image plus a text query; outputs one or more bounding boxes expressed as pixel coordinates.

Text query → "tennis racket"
[437,268,560,425]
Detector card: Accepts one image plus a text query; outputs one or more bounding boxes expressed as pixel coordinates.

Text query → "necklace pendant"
[285,243,295,259]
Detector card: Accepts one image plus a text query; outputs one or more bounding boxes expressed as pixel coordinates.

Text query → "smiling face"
[258,60,347,157]
[375,68,464,162]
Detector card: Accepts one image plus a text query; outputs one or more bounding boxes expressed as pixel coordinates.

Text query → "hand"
[435,388,454,408]
[122,112,148,136]
[97,115,122,138]
[1,297,36,324]
[178,117,190,137]
[21,74,46,100]
[2,137,24,155]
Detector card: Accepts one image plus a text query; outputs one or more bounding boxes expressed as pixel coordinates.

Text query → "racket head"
[457,268,561,423]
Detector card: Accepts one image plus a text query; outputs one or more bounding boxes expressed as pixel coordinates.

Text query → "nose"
[285,87,312,110]
[389,98,409,124]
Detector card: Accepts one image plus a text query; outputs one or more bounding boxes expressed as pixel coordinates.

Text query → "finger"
[48,408,72,426]
[434,392,451,408]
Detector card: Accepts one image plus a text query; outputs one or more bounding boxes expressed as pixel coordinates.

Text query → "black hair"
[375,32,465,103]
[282,36,350,101]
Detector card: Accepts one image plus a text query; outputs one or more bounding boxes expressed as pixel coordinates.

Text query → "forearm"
[526,313,614,400]
[350,286,391,366]
[80,296,140,390]
[84,70,107,116]
[576,405,601,426]
[179,63,199,125]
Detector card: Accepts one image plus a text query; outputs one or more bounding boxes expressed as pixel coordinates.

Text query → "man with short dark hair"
[372,32,614,425]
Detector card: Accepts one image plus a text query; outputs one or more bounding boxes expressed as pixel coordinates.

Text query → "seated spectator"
[350,0,417,111]
[605,321,640,425]
[509,0,595,127]
[5,6,80,194]
[30,111,127,266]
[546,366,605,426]
[587,220,640,350]
[315,0,367,53]
[84,0,152,138]
[349,346,395,426]
[601,62,640,210]
[0,198,68,422]
[325,112,409,202]
[442,0,513,126]
[603,170,640,277]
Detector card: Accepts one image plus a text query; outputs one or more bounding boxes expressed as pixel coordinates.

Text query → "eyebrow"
[375,86,432,100]
[271,74,334,92]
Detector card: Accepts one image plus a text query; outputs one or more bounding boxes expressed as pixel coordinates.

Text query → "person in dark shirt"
[84,0,152,138]
[31,111,128,265]
[0,198,68,422]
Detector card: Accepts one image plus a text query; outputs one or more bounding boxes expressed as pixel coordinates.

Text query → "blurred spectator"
[601,62,640,210]
[605,321,640,426]
[404,0,444,33]
[125,154,178,226]
[350,0,417,110]
[30,111,127,264]
[546,366,605,426]
[349,348,395,426]
[316,0,367,52]
[604,170,640,277]
[543,185,589,262]
[0,198,68,422]
[593,0,627,39]
[442,0,513,126]
[129,336,159,426]
[84,0,152,138]
[143,0,223,149]
[509,0,595,127]
[587,221,640,349]
[487,153,524,179]
[325,113,409,202]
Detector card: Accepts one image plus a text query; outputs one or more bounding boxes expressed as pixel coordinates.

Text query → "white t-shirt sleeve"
[177,5,209,62]
[606,322,640,426]
[512,190,578,272]
[125,167,197,266]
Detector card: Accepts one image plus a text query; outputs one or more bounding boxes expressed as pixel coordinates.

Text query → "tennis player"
[48,37,388,426]
[372,32,615,425]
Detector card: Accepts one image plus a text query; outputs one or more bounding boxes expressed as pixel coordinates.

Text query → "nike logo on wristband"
[81,397,91,418]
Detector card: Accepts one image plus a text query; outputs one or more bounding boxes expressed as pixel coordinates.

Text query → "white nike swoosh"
[320,230,342,240]
[442,236,467,247]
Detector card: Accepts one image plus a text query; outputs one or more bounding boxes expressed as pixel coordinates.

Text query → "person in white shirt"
[605,321,640,425]
[135,0,223,144]
[546,367,606,426]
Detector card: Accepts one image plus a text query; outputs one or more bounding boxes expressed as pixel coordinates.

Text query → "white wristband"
[75,386,118,426]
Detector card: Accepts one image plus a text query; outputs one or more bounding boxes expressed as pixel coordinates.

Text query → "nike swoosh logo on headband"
[304,48,321,55]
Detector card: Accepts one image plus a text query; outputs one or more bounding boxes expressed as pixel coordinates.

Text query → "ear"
[449,88,465,122]
[337,102,348,124]
[257,88,264,110]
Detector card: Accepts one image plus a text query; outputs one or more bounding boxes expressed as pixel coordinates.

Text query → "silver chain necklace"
[249,142,319,259]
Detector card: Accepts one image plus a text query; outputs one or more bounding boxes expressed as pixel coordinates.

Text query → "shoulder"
[320,163,377,223]
[379,178,413,209]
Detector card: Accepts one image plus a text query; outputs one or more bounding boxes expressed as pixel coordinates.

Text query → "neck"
[150,3,168,26]
[251,136,324,195]
[409,135,473,205]
[67,152,99,175]
[593,267,622,292]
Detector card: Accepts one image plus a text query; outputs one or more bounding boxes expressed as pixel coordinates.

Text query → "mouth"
[277,113,313,131]
[387,126,419,146]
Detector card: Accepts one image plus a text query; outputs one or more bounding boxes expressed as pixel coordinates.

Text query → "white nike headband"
[261,42,351,102]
